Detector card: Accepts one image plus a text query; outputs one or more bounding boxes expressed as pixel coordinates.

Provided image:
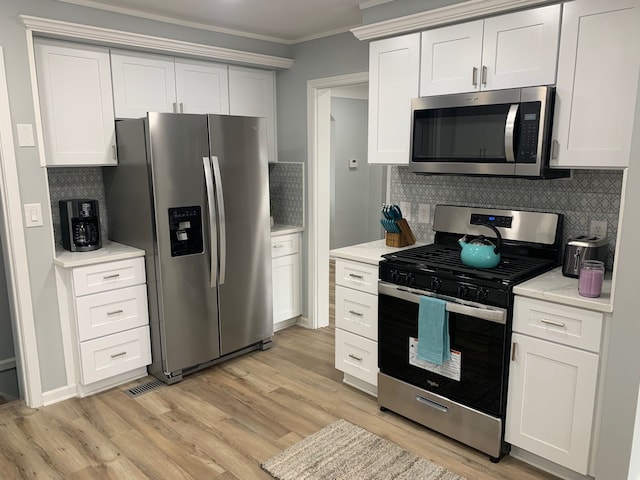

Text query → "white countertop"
[271,224,304,236]
[513,267,613,313]
[54,241,145,268]
[330,239,423,265]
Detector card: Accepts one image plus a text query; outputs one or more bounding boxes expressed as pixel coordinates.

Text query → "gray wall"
[0,0,292,393]
[330,97,384,249]
[276,33,369,317]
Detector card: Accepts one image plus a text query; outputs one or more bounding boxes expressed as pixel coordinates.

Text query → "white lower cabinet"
[55,252,151,396]
[271,233,301,329]
[334,258,379,396]
[506,296,603,475]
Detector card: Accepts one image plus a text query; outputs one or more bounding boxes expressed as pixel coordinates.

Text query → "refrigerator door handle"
[210,156,227,285]
[203,156,218,288]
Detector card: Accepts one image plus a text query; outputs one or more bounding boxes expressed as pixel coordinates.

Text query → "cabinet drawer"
[79,326,151,385]
[513,296,603,353]
[335,259,378,295]
[335,286,378,341]
[335,329,378,386]
[75,285,149,342]
[271,233,299,258]
[72,257,145,296]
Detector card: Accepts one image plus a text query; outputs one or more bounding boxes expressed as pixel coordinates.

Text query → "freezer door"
[208,114,273,355]
[147,113,221,374]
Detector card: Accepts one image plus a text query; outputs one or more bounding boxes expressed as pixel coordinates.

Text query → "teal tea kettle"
[458,223,503,269]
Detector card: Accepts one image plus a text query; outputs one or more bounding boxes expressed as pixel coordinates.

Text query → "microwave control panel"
[516,101,542,163]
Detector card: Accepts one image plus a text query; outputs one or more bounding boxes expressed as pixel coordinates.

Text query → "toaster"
[562,235,608,278]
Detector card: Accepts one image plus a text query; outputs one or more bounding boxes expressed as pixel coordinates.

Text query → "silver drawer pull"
[110,351,127,359]
[541,318,566,328]
[107,309,124,316]
[103,274,121,280]
[416,395,449,413]
[348,310,364,317]
[348,273,364,279]
[348,354,363,361]
[273,244,285,249]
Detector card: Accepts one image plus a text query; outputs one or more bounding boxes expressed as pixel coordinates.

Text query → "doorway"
[307,72,387,330]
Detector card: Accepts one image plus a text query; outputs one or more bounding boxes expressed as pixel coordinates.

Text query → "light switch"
[348,158,358,169]
[24,203,43,228]
[17,124,35,147]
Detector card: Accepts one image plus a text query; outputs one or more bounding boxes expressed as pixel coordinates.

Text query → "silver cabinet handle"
[172,102,177,113]
[110,351,126,359]
[348,310,363,317]
[348,354,363,361]
[107,309,124,316]
[273,244,285,249]
[481,65,487,85]
[552,139,560,160]
[111,145,117,160]
[511,342,517,361]
[472,66,478,86]
[348,273,364,279]
[180,102,184,113]
[541,318,566,328]
[416,395,448,413]
[103,274,120,280]
[203,156,218,289]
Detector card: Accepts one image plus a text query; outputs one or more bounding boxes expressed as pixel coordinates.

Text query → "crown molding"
[351,0,556,41]
[20,15,294,69]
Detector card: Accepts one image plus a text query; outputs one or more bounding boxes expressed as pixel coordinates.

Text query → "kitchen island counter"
[514,267,613,313]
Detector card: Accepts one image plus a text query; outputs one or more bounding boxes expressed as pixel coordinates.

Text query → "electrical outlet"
[590,220,607,238]
[400,201,411,221]
[418,203,431,224]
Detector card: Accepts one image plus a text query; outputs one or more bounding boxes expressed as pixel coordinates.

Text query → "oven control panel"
[470,213,512,228]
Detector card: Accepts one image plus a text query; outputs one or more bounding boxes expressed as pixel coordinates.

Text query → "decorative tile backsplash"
[390,168,623,270]
[47,167,109,248]
[269,162,304,227]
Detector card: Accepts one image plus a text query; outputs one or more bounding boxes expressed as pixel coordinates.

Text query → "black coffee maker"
[59,199,102,252]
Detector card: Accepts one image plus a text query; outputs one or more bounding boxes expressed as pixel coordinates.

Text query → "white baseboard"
[0,357,16,373]
[295,315,313,329]
[509,446,593,480]
[42,384,77,406]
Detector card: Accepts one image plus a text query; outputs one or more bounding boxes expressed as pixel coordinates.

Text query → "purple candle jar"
[578,260,605,298]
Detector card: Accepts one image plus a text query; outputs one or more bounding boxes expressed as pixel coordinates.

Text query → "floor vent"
[125,379,165,398]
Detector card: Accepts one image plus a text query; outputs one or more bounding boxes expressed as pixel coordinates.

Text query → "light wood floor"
[0,265,557,479]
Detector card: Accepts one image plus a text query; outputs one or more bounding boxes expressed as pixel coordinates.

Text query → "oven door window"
[379,292,508,418]
[412,104,514,164]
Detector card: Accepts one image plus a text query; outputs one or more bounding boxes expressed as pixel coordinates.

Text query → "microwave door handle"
[203,156,218,288]
[210,156,226,285]
[504,104,519,163]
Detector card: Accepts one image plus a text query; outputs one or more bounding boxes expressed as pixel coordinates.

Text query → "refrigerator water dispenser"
[169,206,204,256]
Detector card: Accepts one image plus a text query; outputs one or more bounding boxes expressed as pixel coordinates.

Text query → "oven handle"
[379,282,507,325]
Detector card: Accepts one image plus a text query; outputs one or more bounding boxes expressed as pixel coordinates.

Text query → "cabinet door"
[551,0,640,168]
[482,4,560,90]
[420,21,483,96]
[175,59,229,114]
[272,253,301,323]
[368,33,420,165]
[34,39,116,166]
[228,66,277,162]
[111,50,177,118]
[506,333,599,474]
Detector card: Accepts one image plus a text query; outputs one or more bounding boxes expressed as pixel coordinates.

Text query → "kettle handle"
[478,223,502,255]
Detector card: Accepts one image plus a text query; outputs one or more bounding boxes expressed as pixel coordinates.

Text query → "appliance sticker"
[409,337,461,382]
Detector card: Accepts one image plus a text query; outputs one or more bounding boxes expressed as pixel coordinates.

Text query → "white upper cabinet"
[228,65,277,162]
[174,58,229,115]
[420,4,561,95]
[111,51,233,118]
[34,38,116,166]
[368,33,420,165]
[551,0,640,169]
[111,50,177,118]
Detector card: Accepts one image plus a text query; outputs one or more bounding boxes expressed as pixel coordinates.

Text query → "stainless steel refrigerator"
[104,112,273,384]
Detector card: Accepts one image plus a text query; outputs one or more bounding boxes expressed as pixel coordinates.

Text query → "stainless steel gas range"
[377,205,563,462]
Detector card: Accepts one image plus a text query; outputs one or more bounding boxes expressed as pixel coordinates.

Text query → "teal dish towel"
[417,296,451,365]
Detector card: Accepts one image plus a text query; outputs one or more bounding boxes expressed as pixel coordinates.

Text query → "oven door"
[378,282,508,418]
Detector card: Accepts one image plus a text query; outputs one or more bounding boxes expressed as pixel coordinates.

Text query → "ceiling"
[57,0,396,44]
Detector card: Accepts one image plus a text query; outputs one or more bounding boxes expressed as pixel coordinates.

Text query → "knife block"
[385,219,416,248]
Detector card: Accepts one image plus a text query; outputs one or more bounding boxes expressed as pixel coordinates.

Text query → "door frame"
[306,72,368,329]
[0,47,42,407]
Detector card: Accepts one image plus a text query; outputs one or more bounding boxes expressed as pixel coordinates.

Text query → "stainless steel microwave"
[410,86,568,178]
